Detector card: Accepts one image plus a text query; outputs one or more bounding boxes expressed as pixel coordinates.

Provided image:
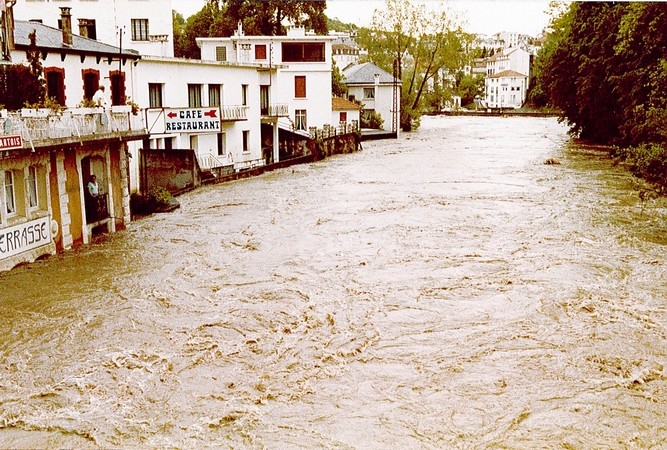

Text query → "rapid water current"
[1,116,666,449]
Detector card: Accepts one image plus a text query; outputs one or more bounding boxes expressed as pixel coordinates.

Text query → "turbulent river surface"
[1,116,666,449]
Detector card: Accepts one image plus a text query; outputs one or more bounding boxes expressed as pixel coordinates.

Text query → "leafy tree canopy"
[174,0,328,58]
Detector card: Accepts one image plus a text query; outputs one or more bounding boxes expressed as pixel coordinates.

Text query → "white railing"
[261,103,289,117]
[198,153,231,170]
[4,108,146,145]
[220,105,248,121]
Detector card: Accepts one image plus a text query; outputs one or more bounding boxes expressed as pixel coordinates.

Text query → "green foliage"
[174,0,329,58]
[612,143,667,191]
[0,31,45,110]
[148,187,173,207]
[360,0,466,131]
[456,73,484,107]
[331,62,348,98]
[361,109,384,129]
[532,2,667,190]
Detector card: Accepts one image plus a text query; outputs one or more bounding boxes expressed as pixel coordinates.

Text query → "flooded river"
[1,116,666,448]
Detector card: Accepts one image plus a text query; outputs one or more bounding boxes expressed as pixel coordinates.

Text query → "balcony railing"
[85,193,109,224]
[261,103,289,117]
[4,107,146,148]
[220,105,248,121]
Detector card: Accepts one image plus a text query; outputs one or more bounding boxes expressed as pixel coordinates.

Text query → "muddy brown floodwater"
[0,116,666,449]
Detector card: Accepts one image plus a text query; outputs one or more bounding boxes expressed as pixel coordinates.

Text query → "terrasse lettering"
[0,221,48,255]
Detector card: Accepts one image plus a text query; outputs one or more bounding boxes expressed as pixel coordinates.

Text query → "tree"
[331,62,348,98]
[359,0,465,130]
[0,30,45,110]
[175,1,329,57]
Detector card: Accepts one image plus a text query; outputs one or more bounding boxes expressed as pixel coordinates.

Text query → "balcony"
[4,106,147,149]
[220,105,248,121]
[261,103,289,118]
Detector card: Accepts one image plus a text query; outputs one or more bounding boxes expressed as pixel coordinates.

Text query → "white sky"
[171,0,553,37]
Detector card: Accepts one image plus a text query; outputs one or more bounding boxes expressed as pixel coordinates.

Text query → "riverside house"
[196,25,337,147]
[0,9,146,271]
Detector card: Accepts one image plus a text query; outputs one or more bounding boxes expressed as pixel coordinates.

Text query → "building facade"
[342,62,399,134]
[127,55,280,192]
[196,25,336,139]
[12,0,174,57]
[1,12,146,271]
[484,47,530,109]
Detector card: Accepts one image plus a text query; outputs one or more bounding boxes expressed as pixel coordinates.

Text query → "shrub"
[612,143,667,191]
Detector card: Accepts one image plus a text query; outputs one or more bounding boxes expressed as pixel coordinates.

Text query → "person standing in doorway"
[87,174,99,197]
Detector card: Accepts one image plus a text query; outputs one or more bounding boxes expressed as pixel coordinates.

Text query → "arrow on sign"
[204,109,218,118]
[167,112,177,118]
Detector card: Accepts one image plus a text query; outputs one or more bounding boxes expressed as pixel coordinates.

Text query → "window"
[215,46,227,62]
[294,76,306,98]
[241,84,248,106]
[110,71,126,106]
[131,19,149,41]
[188,84,202,107]
[260,85,269,114]
[363,87,375,99]
[4,171,16,215]
[339,112,347,122]
[45,67,65,105]
[149,83,163,108]
[208,84,221,107]
[27,166,38,209]
[78,18,97,40]
[82,69,100,101]
[282,42,325,62]
[295,109,307,131]
[217,132,226,156]
[242,130,250,152]
[255,44,267,60]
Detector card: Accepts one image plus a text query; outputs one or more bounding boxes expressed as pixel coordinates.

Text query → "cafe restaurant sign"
[0,135,23,151]
[0,216,52,260]
[164,108,221,132]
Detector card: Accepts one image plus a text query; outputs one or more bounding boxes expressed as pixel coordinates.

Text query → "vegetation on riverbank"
[529,2,667,193]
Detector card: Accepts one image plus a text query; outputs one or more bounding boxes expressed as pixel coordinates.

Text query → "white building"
[342,62,399,134]
[484,47,530,109]
[196,25,336,139]
[1,14,146,271]
[331,97,360,127]
[127,56,279,190]
[12,0,174,57]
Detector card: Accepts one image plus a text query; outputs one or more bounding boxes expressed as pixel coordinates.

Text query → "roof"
[490,69,527,78]
[343,62,396,85]
[332,97,360,111]
[14,21,139,57]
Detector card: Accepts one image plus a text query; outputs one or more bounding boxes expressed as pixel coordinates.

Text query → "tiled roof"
[343,62,396,84]
[490,69,527,78]
[14,21,139,57]
[332,97,360,111]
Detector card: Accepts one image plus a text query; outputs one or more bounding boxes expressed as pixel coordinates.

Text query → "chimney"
[78,18,89,38]
[3,1,16,53]
[60,7,72,46]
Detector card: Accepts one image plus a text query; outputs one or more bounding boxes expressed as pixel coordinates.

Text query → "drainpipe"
[60,7,73,47]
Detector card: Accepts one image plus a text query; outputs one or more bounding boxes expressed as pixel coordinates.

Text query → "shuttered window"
[295,76,306,98]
